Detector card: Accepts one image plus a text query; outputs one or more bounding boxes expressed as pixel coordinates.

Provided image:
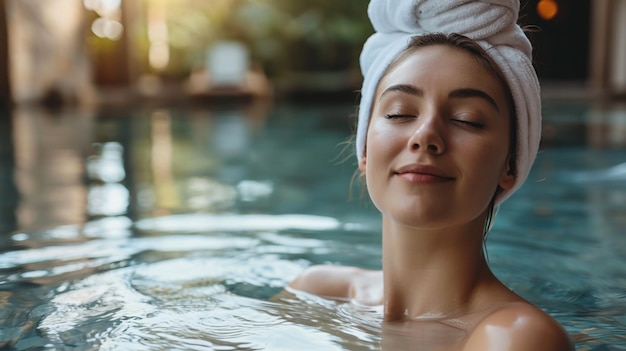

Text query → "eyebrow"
[380,84,423,100]
[448,88,500,113]
[379,84,500,113]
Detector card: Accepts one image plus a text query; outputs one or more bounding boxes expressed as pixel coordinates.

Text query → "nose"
[407,112,445,154]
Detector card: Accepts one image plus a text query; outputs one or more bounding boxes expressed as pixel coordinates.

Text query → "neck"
[381,213,497,321]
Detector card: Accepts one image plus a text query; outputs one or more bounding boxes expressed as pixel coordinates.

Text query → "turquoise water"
[0,102,625,350]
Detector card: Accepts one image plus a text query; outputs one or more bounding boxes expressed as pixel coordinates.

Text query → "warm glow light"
[537,0,559,21]
[85,0,123,41]
[149,43,170,70]
[147,5,170,70]
[91,18,123,40]
[83,0,121,16]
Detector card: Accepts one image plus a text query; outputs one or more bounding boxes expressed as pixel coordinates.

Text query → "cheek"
[457,138,509,197]
[366,119,408,152]
[364,120,406,172]
[363,122,403,207]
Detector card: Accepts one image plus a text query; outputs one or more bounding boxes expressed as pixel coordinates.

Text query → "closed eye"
[385,114,416,120]
[451,119,485,129]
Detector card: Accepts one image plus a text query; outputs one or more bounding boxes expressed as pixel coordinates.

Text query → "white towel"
[356,0,540,206]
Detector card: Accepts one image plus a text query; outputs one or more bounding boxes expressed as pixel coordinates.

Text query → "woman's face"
[361,44,515,229]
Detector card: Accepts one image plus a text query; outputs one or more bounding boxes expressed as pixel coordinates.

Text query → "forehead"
[376,45,507,102]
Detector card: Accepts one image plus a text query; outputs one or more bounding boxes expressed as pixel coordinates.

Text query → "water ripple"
[134,214,341,233]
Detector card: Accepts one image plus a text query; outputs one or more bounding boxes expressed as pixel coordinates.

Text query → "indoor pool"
[0,100,625,350]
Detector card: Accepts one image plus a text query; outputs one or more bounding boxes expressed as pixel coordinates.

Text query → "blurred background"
[0,0,625,234]
[1,0,625,108]
[1,2,626,349]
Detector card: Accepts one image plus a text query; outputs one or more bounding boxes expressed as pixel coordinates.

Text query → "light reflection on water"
[2,207,624,350]
[0,103,626,349]
[2,215,386,350]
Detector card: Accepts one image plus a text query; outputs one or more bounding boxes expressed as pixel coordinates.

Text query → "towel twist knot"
[370,0,519,39]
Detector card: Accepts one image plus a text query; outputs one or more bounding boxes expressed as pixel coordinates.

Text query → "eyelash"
[385,114,485,129]
[384,114,415,119]
[451,119,485,129]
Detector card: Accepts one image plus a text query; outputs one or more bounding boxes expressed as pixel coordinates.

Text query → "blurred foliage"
[167,0,372,77]
[88,0,372,80]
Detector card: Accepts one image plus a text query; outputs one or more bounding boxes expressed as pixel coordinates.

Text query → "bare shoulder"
[288,265,382,304]
[464,302,574,351]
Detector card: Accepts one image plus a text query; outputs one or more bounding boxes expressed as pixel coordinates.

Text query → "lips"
[393,164,455,183]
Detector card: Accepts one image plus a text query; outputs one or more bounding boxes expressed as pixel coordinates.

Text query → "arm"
[289,265,383,306]
[288,265,358,299]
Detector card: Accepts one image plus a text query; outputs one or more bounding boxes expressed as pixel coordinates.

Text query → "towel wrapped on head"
[356,0,540,206]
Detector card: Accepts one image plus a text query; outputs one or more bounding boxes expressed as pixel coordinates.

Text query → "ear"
[358,155,366,173]
[498,159,515,191]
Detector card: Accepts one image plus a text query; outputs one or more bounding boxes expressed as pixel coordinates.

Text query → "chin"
[386,207,455,229]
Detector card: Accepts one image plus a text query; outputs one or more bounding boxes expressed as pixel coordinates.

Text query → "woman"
[290,1,573,350]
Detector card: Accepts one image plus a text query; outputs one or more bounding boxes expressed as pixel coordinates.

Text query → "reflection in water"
[146,109,251,215]
[184,177,236,211]
[0,108,17,236]
[541,103,626,148]
[236,180,274,202]
[12,107,93,231]
[88,183,129,217]
[150,110,178,213]
[587,104,626,148]
[213,110,250,160]
[567,162,626,183]
[86,142,126,183]
[87,142,129,217]
[139,103,271,216]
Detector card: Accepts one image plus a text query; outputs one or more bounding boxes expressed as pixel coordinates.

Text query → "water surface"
[0,102,625,350]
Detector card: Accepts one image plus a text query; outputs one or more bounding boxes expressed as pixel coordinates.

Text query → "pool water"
[0,101,625,350]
